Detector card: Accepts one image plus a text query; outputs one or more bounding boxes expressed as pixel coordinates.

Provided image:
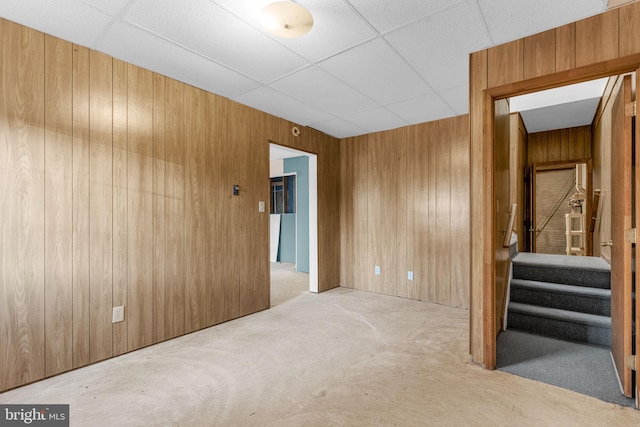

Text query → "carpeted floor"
[270,262,309,306]
[497,329,634,407]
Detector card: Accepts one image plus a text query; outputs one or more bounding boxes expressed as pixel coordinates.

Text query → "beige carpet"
[1,283,638,426]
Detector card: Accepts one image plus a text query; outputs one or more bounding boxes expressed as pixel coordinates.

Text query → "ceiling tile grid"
[477,0,609,45]
[96,20,261,99]
[0,0,612,138]
[318,37,433,105]
[0,0,114,48]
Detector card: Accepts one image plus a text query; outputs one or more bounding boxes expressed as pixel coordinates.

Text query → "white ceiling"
[510,78,609,133]
[0,0,609,138]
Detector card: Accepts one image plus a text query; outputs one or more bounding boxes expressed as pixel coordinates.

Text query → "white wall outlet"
[258,201,265,212]
[374,265,381,275]
[112,306,125,323]
[408,271,414,281]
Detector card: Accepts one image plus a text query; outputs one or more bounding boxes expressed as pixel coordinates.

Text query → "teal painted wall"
[284,156,309,273]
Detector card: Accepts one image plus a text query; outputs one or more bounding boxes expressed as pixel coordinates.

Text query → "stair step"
[512,253,610,289]
[510,279,611,316]
[508,302,610,346]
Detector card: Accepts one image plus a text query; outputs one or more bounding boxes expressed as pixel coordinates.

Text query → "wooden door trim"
[484,60,640,379]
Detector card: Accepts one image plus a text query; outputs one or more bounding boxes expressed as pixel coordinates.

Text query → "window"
[270,175,295,214]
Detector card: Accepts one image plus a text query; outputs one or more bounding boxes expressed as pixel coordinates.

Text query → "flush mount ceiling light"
[259,1,314,38]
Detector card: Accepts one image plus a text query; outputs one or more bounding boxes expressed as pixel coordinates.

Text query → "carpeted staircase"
[507,252,611,346]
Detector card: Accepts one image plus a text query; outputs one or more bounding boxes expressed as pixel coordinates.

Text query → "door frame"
[268,143,319,293]
[483,59,640,405]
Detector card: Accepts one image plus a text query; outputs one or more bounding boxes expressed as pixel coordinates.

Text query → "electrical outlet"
[258,201,265,212]
[408,271,414,281]
[374,265,381,275]
[112,306,125,323]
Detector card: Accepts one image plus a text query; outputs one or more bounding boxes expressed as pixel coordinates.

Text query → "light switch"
[408,271,414,280]
[258,201,265,212]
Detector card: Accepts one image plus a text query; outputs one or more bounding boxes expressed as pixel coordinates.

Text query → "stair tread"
[508,302,611,328]
[512,252,610,272]
[510,279,611,299]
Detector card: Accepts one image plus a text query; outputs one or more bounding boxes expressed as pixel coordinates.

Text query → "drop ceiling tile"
[212,0,377,62]
[438,84,469,116]
[234,86,334,126]
[78,0,132,15]
[96,21,260,99]
[385,1,492,91]
[270,67,377,117]
[319,38,432,105]
[386,92,455,125]
[347,0,466,34]
[344,107,408,133]
[478,0,607,45]
[123,0,309,83]
[309,117,369,139]
[0,0,114,47]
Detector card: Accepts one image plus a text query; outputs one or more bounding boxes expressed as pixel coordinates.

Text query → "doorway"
[269,143,318,306]
[529,161,591,255]
[494,73,637,406]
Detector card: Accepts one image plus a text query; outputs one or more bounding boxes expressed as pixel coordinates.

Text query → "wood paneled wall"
[0,17,340,392]
[340,115,470,309]
[527,125,592,164]
[469,1,640,366]
[509,113,527,252]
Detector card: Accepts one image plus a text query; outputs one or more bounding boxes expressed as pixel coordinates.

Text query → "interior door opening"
[494,71,637,407]
[268,143,318,306]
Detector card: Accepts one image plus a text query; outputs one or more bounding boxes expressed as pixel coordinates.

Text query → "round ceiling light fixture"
[259,1,314,39]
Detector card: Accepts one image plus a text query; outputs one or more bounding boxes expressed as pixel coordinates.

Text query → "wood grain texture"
[618,1,640,57]
[127,64,154,350]
[152,74,166,342]
[236,106,268,316]
[427,121,438,303]
[395,127,408,298]
[610,75,633,397]
[509,113,527,252]
[469,49,488,365]
[314,128,341,293]
[185,86,206,332]
[240,108,269,314]
[523,29,556,80]
[340,138,356,287]
[470,4,640,368]
[355,136,369,291]
[435,119,452,306]
[71,44,91,368]
[411,123,430,302]
[89,50,113,363]
[367,131,397,296]
[575,9,619,67]
[528,126,592,164]
[112,58,128,357]
[449,116,470,308]
[218,100,240,320]
[555,23,576,72]
[488,40,523,88]
[164,78,185,339]
[0,19,46,391]
[44,35,73,376]
[205,92,231,326]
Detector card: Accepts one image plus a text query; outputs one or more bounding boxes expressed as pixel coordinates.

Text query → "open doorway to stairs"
[495,74,636,407]
[269,143,318,307]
